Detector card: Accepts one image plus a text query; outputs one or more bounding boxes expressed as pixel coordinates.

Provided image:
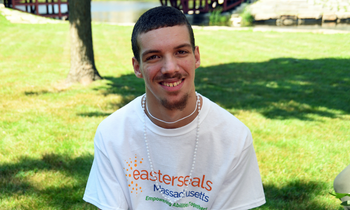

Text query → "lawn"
[0,11,349,209]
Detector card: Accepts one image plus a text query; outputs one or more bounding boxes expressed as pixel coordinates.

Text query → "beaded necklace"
[141,93,201,205]
[146,99,198,124]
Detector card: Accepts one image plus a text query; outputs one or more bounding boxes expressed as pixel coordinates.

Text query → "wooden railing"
[4,0,68,19]
[159,0,245,14]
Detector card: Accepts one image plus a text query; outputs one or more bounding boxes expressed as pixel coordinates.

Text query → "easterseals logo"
[124,154,143,194]
[123,154,213,202]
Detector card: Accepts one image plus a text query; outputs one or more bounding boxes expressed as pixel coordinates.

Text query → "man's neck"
[144,92,201,129]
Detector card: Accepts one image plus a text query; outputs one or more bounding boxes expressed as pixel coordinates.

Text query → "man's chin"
[160,93,188,111]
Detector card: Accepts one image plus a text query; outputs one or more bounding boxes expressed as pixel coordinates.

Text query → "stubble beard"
[160,93,188,111]
[156,72,190,111]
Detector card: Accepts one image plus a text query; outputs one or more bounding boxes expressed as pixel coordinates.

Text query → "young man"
[83,6,265,210]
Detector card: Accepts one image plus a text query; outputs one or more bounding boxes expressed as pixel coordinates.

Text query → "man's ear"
[132,57,143,78]
[194,46,200,69]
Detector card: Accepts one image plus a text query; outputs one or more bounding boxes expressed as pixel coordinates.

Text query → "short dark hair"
[131,6,195,62]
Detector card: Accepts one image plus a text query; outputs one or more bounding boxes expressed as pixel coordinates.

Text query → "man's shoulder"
[203,96,248,127]
[98,96,142,130]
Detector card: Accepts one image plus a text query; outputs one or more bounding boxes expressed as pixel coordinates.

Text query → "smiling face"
[132,25,200,110]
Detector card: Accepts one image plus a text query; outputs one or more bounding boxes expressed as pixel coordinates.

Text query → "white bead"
[142,94,201,204]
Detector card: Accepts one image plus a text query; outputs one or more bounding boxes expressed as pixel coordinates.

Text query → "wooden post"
[12,0,16,9]
[25,0,28,12]
[58,0,61,19]
[51,0,54,15]
[35,0,38,15]
[46,0,49,15]
[182,0,188,13]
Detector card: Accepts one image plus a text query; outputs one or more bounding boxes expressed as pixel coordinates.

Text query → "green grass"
[0,12,350,209]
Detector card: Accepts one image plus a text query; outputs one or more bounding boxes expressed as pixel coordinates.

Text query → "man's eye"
[146,55,158,61]
[177,50,188,55]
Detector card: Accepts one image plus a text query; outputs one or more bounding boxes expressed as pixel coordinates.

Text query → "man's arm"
[211,132,265,209]
[83,130,129,209]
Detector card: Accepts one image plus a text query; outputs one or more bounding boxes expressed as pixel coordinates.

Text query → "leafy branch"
[330,192,350,206]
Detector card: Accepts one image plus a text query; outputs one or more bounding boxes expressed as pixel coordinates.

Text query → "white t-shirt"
[83,94,265,210]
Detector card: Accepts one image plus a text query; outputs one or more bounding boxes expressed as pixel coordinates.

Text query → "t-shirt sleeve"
[211,133,266,210]
[83,130,129,210]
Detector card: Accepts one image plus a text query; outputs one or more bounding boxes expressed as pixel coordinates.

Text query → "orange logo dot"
[134,164,137,167]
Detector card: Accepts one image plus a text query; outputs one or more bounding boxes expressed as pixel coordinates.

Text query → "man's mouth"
[161,79,183,87]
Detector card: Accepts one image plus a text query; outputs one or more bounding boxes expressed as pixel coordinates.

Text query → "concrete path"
[250,0,350,22]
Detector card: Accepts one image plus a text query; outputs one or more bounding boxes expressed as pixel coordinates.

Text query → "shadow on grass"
[96,57,349,120]
[76,111,111,117]
[195,57,350,120]
[1,154,339,209]
[0,153,96,209]
[259,180,342,210]
[24,90,50,95]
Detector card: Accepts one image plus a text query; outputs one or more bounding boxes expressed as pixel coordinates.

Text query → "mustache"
[154,72,186,81]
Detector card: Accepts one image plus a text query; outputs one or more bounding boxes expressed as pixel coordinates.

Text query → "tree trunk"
[67,0,102,85]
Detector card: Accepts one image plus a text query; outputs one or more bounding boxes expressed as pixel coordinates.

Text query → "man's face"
[132,25,200,110]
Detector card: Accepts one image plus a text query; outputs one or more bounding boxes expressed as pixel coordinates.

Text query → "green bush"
[209,8,230,26]
[240,7,254,26]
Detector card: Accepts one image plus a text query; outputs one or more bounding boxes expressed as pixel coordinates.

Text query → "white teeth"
[163,80,182,87]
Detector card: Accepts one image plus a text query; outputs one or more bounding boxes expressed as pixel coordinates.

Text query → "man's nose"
[161,55,179,75]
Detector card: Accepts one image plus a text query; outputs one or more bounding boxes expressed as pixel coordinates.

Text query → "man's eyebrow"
[174,43,192,49]
[141,50,161,58]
